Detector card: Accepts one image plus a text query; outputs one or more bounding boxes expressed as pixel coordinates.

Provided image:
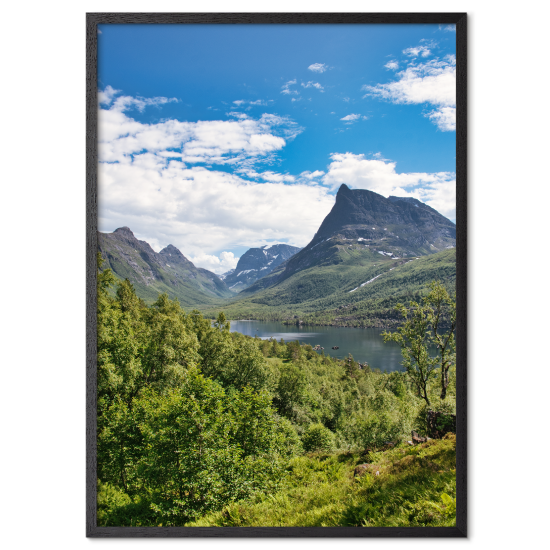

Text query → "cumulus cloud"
[322,152,455,220]
[98,85,121,106]
[99,162,335,260]
[301,81,324,91]
[308,63,328,73]
[363,55,456,131]
[384,60,399,70]
[426,106,456,131]
[440,24,456,32]
[233,100,246,106]
[98,87,333,259]
[98,90,303,166]
[189,251,239,274]
[281,79,298,95]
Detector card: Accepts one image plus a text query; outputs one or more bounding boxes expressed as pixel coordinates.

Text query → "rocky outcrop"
[98,227,232,304]
[223,244,301,291]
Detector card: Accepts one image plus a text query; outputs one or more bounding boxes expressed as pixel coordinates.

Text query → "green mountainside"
[98,227,233,306]
[201,248,456,327]
[99,186,456,324]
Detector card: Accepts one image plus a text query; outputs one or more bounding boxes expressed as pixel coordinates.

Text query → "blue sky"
[98,23,456,274]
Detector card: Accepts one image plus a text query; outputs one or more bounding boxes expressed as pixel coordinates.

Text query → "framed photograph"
[87,12,466,537]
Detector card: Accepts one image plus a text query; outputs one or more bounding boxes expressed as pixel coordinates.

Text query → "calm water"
[229,320,407,372]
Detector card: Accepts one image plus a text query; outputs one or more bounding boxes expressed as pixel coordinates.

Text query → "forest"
[97,255,457,527]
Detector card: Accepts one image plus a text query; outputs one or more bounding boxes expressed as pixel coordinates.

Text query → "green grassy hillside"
[189,435,456,527]
[200,248,456,327]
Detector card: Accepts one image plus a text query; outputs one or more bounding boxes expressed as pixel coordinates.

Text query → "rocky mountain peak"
[114,226,136,238]
[160,244,186,259]
[336,183,352,196]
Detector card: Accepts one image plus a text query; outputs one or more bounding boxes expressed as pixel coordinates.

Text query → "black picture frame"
[86,12,467,537]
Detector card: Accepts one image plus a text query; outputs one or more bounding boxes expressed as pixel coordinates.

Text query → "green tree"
[302,423,335,453]
[285,340,302,362]
[98,368,292,526]
[273,362,306,420]
[383,281,456,406]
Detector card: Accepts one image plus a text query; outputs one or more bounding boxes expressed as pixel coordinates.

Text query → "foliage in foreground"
[189,435,456,527]
[96,255,456,527]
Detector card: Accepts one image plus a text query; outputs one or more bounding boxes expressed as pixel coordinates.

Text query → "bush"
[302,423,335,453]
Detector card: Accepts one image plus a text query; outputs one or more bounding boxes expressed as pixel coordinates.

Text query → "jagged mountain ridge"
[98,227,232,306]
[223,244,302,291]
[242,184,455,294]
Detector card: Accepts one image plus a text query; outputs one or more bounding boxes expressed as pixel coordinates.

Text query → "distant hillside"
[202,248,456,327]
[98,227,232,306]
[223,244,301,291]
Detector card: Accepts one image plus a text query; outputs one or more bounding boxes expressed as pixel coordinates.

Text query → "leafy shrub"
[302,423,335,452]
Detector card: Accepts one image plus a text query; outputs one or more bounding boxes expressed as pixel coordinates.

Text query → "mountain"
[98,227,232,306]
[200,185,456,326]
[220,269,235,281]
[222,244,301,291]
[258,184,456,288]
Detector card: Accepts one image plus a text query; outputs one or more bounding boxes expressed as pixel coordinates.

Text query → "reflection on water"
[229,320,406,372]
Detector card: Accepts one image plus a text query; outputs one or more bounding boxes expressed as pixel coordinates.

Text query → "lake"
[229,320,407,372]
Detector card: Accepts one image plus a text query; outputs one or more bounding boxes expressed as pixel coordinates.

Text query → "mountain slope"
[199,186,456,326]
[202,248,456,327]
[98,227,232,306]
[223,244,301,291]
[259,184,455,289]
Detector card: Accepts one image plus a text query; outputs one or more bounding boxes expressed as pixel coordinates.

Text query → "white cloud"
[109,94,178,113]
[301,81,324,91]
[189,251,239,274]
[237,168,296,183]
[322,152,455,220]
[291,97,301,102]
[300,170,325,179]
[226,111,249,120]
[99,162,335,260]
[363,55,456,131]
[440,25,456,32]
[98,90,302,166]
[98,87,333,259]
[427,106,456,131]
[98,85,121,106]
[341,114,361,121]
[233,100,246,106]
[340,114,368,124]
[308,63,328,73]
[384,60,399,70]
[281,79,298,95]
[403,45,432,58]
[343,97,350,103]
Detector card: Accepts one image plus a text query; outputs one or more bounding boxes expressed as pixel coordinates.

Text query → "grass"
[188,434,456,527]
[198,249,456,328]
